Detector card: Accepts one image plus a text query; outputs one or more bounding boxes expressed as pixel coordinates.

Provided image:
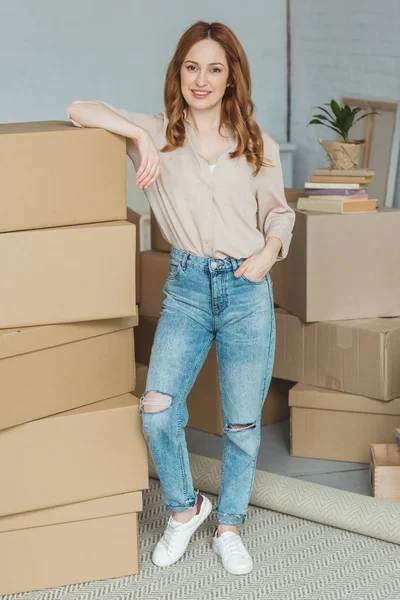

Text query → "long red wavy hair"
[160,21,274,176]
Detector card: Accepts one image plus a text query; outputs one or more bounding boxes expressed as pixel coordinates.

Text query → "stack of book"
[297,168,377,214]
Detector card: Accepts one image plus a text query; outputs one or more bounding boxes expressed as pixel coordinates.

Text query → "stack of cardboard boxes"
[134,207,295,437]
[0,120,148,594]
[270,192,400,464]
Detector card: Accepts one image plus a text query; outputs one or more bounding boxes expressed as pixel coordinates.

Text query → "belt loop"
[230,257,238,270]
[182,252,188,269]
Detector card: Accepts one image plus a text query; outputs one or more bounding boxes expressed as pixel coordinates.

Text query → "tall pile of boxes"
[270,190,400,465]
[0,120,148,594]
[134,207,295,437]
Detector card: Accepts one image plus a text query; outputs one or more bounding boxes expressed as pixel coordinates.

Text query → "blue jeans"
[139,244,276,525]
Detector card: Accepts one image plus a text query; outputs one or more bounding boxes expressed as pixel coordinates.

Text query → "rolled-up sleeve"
[66,99,160,139]
[256,135,296,260]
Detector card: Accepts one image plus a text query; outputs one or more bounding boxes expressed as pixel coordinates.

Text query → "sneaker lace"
[223,534,249,559]
[163,523,183,553]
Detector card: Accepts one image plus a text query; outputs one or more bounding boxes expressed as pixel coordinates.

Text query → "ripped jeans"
[139,244,276,525]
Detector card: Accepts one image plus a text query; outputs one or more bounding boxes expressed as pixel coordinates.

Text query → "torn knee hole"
[227,422,256,431]
[141,391,172,413]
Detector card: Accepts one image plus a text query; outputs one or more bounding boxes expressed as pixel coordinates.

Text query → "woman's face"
[180,39,230,113]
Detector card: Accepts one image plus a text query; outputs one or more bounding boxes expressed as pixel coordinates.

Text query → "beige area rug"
[5,471,400,600]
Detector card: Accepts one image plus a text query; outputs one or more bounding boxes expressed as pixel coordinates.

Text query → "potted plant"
[308,99,379,170]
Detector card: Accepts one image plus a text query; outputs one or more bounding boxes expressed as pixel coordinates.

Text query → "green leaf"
[313,114,339,126]
[330,99,342,119]
[316,105,335,119]
[309,119,344,137]
[351,112,379,127]
[343,113,355,135]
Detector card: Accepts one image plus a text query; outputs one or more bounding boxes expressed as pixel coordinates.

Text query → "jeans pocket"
[240,272,267,285]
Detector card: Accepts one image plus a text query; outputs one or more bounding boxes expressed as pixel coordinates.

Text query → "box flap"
[0,120,79,135]
[50,392,139,419]
[289,383,400,415]
[0,309,138,360]
[0,491,142,533]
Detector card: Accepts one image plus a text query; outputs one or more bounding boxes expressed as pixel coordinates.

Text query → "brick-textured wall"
[290,0,400,207]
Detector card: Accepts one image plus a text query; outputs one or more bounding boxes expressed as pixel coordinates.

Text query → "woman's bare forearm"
[66,102,144,140]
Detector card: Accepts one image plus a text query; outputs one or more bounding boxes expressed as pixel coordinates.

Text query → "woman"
[67,20,295,576]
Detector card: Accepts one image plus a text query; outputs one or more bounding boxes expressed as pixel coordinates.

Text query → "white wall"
[0,0,288,213]
[290,0,400,207]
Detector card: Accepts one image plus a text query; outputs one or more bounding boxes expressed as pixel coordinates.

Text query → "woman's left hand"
[233,237,282,282]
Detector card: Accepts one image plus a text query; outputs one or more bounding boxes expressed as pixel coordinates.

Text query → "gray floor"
[186,418,371,497]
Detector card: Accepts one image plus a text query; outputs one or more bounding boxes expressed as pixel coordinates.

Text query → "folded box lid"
[56,392,140,418]
[0,310,138,360]
[0,120,81,135]
[289,383,400,415]
[0,490,143,534]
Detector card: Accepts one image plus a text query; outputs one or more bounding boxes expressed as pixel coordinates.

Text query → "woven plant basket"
[318,136,365,170]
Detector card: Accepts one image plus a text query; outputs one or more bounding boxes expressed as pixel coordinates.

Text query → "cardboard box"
[270,205,400,322]
[0,120,127,232]
[274,307,400,401]
[151,208,171,252]
[135,315,293,435]
[0,220,136,327]
[135,314,158,365]
[369,444,400,502]
[284,188,304,204]
[0,313,138,430]
[289,384,400,463]
[0,393,148,516]
[149,188,303,253]
[0,491,142,595]
[134,362,148,398]
[139,248,170,317]
[127,208,142,304]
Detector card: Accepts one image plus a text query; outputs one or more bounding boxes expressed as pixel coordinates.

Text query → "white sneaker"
[152,493,212,567]
[212,526,254,575]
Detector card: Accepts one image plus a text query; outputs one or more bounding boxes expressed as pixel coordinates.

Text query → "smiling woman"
[66,19,295,576]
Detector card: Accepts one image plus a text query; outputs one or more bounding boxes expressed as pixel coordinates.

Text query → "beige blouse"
[67,100,295,260]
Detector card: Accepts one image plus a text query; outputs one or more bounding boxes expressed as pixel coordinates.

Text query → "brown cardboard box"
[135,314,158,365]
[0,313,138,430]
[284,188,304,204]
[0,393,148,516]
[139,248,169,317]
[274,308,400,401]
[0,491,142,595]
[127,208,142,304]
[151,208,171,252]
[0,120,127,232]
[149,189,303,253]
[135,315,293,435]
[0,220,136,328]
[270,205,400,322]
[289,383,400,463]
[134,362,149,399]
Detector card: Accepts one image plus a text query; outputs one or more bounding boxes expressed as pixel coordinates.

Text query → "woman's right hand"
[135,129,162,189]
